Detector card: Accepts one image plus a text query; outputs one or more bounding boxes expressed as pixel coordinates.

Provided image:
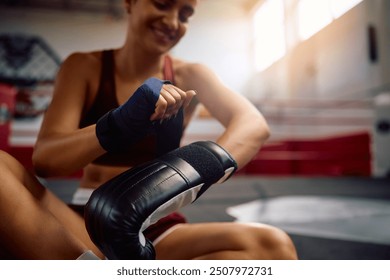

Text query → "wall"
[172,0,253,93]
[247,0,390,101]
[0,8,127,60]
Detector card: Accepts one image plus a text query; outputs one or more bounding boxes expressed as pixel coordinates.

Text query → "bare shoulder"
[53,50,103,102]
[60,50,102,77]
[50,50,105,110]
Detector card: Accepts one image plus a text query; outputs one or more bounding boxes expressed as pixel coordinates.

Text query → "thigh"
[154,222,275,260]
[0,151,102,258]
[0,151,81,237]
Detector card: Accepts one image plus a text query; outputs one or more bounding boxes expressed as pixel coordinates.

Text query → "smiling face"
[126,0,198,54]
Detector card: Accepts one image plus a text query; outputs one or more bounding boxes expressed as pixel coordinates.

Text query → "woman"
[2,0,297,259]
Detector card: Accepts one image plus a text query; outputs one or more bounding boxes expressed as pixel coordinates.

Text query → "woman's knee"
[0,151,18,178]
[0,150,23,172]
[243,223,297,260]
[0,150,12,165]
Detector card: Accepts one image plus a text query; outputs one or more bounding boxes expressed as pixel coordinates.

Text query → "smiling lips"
[151,27,176,44]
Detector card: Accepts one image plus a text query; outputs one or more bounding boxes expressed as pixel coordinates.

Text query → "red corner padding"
[0,84,17,152]
[240,132,371,176]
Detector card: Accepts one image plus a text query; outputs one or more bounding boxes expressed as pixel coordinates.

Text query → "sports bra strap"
[163,55,175,84]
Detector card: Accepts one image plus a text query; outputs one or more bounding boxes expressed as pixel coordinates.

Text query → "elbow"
[32,148,61,178]
[253,113,271,145]
[262,122,271,142]
[32,150,50,178]
[32,165,51,179]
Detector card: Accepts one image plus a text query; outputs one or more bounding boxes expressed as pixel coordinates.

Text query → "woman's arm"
[177,63,270,169]
[33,52,195,178]
[32,53,105,177]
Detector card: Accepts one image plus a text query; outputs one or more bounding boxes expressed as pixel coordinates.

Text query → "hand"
[96,77,169,152]
[150,84,196,121]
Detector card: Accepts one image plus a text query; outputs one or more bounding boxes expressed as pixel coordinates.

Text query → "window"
[253,0,286,71]
[298,0,363,40]
[297,0,332,40]
[252,0,364,71]
[330,0,363,18]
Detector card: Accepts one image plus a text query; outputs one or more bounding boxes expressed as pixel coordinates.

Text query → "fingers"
[161,86,184,114]
[183,89,196,108]
[150,84,196,121]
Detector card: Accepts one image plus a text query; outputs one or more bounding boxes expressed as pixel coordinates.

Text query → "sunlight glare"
[330,0,363,18]
[254,0,286,71]
[298,0,332,40]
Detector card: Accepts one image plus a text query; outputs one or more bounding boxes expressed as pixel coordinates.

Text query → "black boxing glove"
[96,77,171,153]
[84,141,237,260]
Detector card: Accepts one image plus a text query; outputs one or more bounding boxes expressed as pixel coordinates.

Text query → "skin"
[0,150,101,259]
[0,0,297,259]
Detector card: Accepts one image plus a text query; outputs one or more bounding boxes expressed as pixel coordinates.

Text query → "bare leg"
[155,222,297,260]
[0,151,103,259]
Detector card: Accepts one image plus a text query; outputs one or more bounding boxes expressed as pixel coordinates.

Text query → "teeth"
[153,28,173,41]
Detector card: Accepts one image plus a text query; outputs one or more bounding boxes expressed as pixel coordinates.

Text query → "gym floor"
[45,175,390,260]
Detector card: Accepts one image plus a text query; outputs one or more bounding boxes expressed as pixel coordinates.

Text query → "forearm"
[216,112,270,170]
[33,125,105,177]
